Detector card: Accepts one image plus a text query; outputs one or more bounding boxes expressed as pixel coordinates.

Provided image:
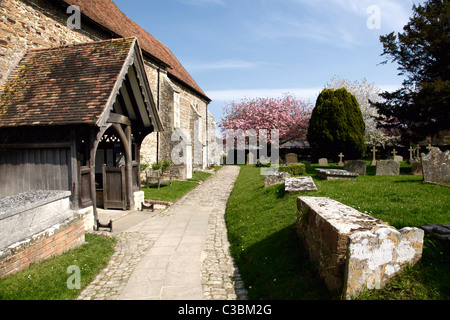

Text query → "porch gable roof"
[0,37,163,131]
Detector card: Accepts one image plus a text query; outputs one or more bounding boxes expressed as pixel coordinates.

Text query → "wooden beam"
[127,66,152,128]
[0,142,71,149]
[107,113,131,126]
[119,84,137,120]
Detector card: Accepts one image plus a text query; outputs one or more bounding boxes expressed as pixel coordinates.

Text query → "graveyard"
[225,157,450,300]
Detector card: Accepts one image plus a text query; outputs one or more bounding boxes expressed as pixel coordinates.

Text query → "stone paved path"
[77,165,247,300]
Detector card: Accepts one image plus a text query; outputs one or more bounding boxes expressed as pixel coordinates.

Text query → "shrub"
[279,163,306,176]
[151,159,172,173]
[307,88,366,160]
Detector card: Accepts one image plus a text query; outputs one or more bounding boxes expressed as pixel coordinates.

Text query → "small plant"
[151,159,172,173]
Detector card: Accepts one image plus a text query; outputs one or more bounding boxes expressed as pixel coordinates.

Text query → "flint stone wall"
[297,197,424,299]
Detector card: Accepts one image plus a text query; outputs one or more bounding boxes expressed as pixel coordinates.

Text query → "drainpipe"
[156,68,160,162]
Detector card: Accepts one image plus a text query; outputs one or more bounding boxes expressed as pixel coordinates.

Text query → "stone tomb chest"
[0,190,87,278]
[315,168,359,181]
[297,197,424,299]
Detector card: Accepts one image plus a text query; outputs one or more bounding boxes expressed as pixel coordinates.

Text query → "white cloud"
[247,0,424,45]
[186,60,263,71]
[206,87,322,102]
[206,84,403,103]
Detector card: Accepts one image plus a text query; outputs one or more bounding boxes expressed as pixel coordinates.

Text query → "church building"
[0,0,220,213]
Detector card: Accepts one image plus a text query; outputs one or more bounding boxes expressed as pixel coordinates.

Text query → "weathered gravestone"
[297,197,424,300]
[411,161,423,175]
[285,153,298,164]
[338,153,345,166]
[285,176,318,194]
[315,168,359,181]
[264,172,291,188]
[393,155,403,163]
[344,160,367,176]
[421,147,450,183]
[318,158,328,166]
[376,160,400,176]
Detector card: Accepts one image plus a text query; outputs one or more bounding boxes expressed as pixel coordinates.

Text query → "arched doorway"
[95,126,128,210]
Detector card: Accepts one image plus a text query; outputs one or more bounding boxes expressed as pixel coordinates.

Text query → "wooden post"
[125,125,133,210]
[112,123,134,210]
[89,128,99,222]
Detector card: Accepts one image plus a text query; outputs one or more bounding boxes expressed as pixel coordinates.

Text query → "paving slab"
[78,165,248,300]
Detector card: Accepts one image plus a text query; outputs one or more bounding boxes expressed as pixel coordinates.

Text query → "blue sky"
[114,0,425,125]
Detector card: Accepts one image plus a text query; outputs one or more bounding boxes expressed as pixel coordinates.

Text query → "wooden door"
[102,164,127,210]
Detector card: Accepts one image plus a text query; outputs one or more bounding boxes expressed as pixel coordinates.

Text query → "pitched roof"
[0,37,163,130]
[62,0,210,102]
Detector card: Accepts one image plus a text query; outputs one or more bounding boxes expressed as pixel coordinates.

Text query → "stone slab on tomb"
[284,176,318,194]
[315,168,359,181]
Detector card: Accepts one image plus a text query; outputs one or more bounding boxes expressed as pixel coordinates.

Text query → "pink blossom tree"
[219,93,313,145]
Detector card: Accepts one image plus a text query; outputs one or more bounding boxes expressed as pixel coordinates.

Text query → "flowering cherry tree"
[219,93,313,145]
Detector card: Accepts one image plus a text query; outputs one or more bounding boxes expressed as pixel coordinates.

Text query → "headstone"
[318,158,328,166]
[247,152,256,165]
[285,153,298,164]
[300,161,311,167]
[411,161,423,175]
[408,146,415,162]
[375,160,400,176]
[315,168,359,181]
[338,153,344,166]
[393,155,403,163]
[421,147,450,183]
[264,172,291,188]
[415,146,421,160]
[370,146,378,166]
[391,148,398,159]
[258,156,270,165]
[285,176,318,193]
[344,160,367,176]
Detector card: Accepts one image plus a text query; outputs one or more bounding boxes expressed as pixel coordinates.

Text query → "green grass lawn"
[225,164,450,300]
[0,234,116,300]
[142,170,213,203]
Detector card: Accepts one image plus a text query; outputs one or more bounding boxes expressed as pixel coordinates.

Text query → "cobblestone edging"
[77,231,155,300]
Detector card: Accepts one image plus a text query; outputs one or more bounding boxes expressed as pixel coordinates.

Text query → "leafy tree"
[325,75,399,147]
[219,93,313,145]
[372,0,450,144]
[307,88,365,160]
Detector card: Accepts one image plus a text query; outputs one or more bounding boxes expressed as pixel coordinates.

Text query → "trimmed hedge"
[278,163,306,176]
